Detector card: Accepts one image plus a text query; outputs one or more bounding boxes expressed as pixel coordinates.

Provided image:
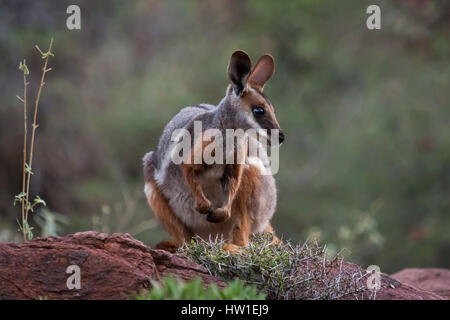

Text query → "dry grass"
[181,234,372,300]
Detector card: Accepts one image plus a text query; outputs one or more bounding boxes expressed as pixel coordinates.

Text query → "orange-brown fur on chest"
[146,158,267,252]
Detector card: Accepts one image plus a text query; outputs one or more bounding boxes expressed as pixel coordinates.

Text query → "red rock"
[0,232,446,300]
[301,260,444,300]
[0,231,223,300]
[391,268,450,299]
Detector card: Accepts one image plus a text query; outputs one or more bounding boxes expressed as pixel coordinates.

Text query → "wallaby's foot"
[271,235,281,244]
[195,198,212,215]
[263,225,281,245]
[264,232,281,245]
[223,242,241,253]
[206,206,231,223]
[155,239,180,253]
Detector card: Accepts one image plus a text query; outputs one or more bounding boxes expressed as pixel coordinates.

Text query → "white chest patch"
[247,156,265,173]
[144,182,153,200]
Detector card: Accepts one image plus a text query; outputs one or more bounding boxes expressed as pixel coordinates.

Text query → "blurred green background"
[1,0,449,273]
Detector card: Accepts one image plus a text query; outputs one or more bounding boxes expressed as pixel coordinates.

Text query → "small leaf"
[14,192,27,206]
[22,220,34,241]
[33,195,47,207]
[41,51,55,59]
[25,163,34,175]
[18,60,29,75]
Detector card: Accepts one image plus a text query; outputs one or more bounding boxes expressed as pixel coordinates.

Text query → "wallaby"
[143,50,285,252]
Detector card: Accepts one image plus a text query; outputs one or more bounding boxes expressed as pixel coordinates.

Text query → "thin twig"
[24,37,54,226]
[20,60,28,240]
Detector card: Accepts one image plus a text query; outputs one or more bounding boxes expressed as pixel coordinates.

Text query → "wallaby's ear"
[248,54,275,91]
[227,50,252,96]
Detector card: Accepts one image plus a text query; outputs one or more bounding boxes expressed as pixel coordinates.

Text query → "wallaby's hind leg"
[144,152,193,253]
[222,200,250,253]
[155,239,180,253]
[222,166,257,252]
[264,224,281,244]
[145,179,193,252]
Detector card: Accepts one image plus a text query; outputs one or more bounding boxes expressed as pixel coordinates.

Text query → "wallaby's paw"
[195,198,212,215]
[206,207,230,223]
[155,239,180,253]
[223,243,241,253]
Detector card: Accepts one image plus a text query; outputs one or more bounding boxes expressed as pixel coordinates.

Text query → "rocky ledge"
[0,232,447,300]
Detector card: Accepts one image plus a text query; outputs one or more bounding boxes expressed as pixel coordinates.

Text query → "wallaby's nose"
[279,132,285,144]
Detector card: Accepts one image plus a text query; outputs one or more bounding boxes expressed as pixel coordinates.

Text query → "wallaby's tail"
[143,151,155,182]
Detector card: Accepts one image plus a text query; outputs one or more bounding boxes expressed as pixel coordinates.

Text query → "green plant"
[136,276,265,300]
[33,209,69,237]
[181,234,370,300]
[14,38,54,241]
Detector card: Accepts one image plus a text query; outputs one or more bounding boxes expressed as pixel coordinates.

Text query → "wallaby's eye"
[252,106,265,117]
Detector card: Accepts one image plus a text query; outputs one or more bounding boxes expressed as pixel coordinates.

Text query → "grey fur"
[143,87,278,240]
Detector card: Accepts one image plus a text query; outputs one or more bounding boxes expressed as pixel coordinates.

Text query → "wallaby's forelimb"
[208,163,245,223]
[181,163,212,215]
[181,137,215,216]
[207,140,247,223]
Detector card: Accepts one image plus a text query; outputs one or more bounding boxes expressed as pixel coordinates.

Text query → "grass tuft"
[181,234,371,300]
